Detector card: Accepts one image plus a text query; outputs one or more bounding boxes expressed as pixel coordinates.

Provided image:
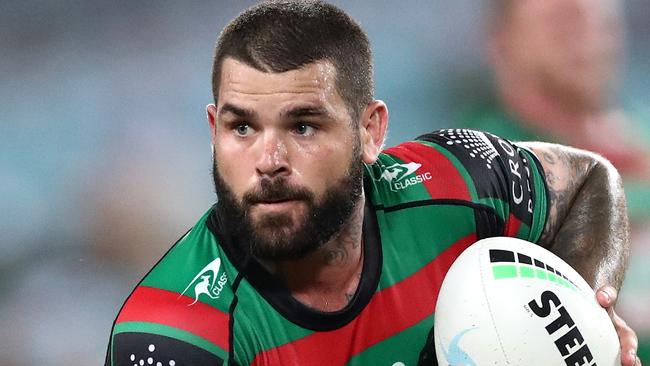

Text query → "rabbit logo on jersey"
[379,162,432,191]
[179,258,228,306]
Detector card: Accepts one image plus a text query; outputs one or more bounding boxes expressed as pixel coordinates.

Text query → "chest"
[231,206,478,366]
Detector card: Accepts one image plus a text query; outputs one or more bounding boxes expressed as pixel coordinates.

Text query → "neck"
[263,196,366,312]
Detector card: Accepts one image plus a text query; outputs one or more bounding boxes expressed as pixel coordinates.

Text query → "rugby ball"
[434,237,620,365]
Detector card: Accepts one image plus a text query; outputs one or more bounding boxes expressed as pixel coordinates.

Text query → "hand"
[596,285,642,366]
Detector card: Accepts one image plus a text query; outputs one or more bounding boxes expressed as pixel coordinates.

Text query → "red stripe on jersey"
[384,142,471,201]
[250,234,477,366]
[116,286,229,350]
[504,213,523,237]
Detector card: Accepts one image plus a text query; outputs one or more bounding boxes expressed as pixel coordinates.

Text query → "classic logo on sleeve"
[378,162,432,191]
[179,258,228,306]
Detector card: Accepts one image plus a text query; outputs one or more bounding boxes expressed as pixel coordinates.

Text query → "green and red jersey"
[106,129,548,366]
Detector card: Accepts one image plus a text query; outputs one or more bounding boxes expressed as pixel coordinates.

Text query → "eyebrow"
[218,103,256,119]
[284,106,331,119]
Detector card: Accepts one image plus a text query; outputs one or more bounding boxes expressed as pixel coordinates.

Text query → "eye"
[294,123,316,136]
[234,123,253,137]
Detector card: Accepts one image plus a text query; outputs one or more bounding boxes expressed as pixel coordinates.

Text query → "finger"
[596,285,618,310]
[621,350,639,366]
[612,311,639,366]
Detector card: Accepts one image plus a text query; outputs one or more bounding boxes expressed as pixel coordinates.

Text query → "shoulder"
[107,207,231,365]
[365,129,549,242]
[367,129,541,202]
[364,135,475,210]
[138,207,232,308]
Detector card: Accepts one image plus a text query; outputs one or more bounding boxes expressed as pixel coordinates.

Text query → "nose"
[255,131,290,178]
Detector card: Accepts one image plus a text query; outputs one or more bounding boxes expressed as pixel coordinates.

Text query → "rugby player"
[105,1,641,365]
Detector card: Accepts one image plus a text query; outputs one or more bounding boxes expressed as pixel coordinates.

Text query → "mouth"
[252,199,302,213]
[243,182,313,213]
[257,197,293,204]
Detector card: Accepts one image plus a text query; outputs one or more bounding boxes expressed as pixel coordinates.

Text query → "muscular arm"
[519,142,630,291]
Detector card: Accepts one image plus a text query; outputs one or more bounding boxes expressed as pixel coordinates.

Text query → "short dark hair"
[211,0,374,122]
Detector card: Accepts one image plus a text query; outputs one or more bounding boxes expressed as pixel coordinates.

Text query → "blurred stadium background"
[1,1,648,364]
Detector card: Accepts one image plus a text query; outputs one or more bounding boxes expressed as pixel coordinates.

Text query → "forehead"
[218,58,339,104]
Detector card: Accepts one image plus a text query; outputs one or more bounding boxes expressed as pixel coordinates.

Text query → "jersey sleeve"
[414,129,549,242]
[105,210,231,366]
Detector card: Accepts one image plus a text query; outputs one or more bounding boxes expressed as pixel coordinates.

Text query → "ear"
[207,104,218,147]
[359,100,389,164]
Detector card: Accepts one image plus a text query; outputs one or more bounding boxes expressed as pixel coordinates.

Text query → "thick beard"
[212,144,363,262]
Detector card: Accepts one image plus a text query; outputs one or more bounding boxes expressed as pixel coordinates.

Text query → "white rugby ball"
[434,237,620,366]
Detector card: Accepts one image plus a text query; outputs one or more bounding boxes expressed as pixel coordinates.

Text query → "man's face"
[208,58,363,261]
[501,0,623,109]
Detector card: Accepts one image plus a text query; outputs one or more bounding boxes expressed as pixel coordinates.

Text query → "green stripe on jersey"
[365,155,437,208]
[520,149,548,242]
[231,280,314,364]
[140,211,235,313]
[346,315,433,366]
[514,222,535,242]
[478,196,537,241]
[113,322,228,360]
[376,204,476,291]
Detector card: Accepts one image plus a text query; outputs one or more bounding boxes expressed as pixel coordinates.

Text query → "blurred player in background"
[460,0,650,360]
[465,0,650,177]
[106,1,641,365]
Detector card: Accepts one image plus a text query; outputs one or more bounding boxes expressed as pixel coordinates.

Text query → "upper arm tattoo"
[520,142,630,290]
[532,144,594,246]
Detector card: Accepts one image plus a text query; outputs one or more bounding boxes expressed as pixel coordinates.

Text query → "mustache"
[242,178,313,205]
